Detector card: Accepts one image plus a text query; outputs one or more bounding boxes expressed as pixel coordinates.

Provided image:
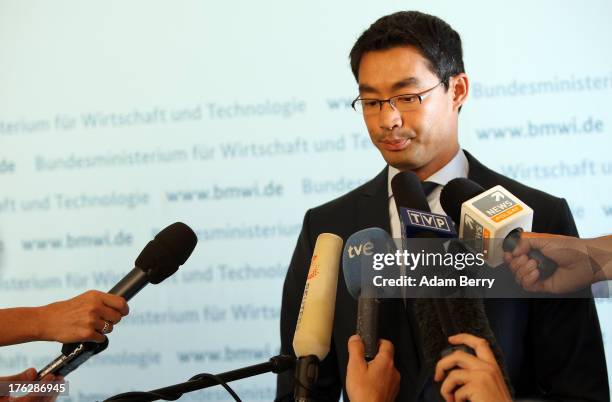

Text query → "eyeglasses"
[351,82,443,115]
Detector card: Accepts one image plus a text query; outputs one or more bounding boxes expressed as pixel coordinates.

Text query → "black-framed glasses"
[351,82,443,115]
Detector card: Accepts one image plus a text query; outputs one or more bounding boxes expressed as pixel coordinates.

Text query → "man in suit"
[276,11,609,401]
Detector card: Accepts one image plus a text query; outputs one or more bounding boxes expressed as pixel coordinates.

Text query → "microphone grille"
[440,178,484,225]
[135,222,197,284]
[391,171,430,212]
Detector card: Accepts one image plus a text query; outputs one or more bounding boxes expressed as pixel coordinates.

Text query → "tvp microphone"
[342,227,397,360]
[440,178,556,278]
[38,222,197,378]
[391,171,456,239]
[292,233,343,402]
[391,171,460,297]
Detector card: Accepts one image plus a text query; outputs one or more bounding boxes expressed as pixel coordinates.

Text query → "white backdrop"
[0,1,610,401]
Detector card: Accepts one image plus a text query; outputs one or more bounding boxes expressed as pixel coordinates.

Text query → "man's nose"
[378,102,402,131]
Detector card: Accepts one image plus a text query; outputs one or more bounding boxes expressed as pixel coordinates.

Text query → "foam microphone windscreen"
[414,298,448,370]
[447,299,512,390]
[391,171,430,212]
[293,233,343,361]
[440,178,485,226]
[135,222,198,284]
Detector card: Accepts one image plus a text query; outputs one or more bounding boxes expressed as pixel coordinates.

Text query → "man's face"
[357,46,465,177]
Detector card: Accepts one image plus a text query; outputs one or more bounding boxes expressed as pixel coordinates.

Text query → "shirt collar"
[387,149,469,198]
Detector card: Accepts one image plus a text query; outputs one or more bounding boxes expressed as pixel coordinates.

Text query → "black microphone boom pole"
[104,355,294,402]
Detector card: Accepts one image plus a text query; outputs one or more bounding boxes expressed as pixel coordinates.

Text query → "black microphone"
[391,172,471,336]
[414,298,448,370]
[37,222,197,378]
[342,227,397,360]
[391,171,431,212]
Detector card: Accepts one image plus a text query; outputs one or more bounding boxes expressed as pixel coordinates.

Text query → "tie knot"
[421,181,438,197]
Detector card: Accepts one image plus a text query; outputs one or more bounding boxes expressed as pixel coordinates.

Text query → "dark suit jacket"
[276,151,609,401]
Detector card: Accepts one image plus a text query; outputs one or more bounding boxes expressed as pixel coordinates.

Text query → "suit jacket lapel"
[465,149,495,189]
[357,166,391,233]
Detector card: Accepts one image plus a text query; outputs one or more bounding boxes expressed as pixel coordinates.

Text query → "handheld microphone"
[417,298,512,400]
[292,233,343,402]
[37,222,197,378]
[391,172,456,239]
[440,178,556,278]
[342,227,397,360]
[391,171,460,296]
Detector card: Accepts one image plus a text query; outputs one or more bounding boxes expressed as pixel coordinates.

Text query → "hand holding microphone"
[37,222,197,379]
[0,291,128,347]
[434,333,511,402]
[37,290,129,343]
[346,335,400,402]
[503,233,612,293]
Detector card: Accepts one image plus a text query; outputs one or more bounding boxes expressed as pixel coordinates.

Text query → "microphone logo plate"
[472,190,523,222]
[403,209,454,233]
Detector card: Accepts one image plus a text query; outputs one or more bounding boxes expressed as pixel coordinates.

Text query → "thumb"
[512,234,552,257]
[347,335,366,372]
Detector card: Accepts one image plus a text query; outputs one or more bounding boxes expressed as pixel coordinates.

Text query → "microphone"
[440,178,556,278]
[292,233,343,402]
[37,222,197,378]
[416,298,512,401]
[391,172,456,239]
[393,172,511,398]
[391,171,461,295]
[342,227,397,360]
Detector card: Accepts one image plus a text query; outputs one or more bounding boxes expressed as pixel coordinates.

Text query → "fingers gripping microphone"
[440,178,557,279]
[342,228,397,360]
[292,233,343,402]
[38,222,198,378]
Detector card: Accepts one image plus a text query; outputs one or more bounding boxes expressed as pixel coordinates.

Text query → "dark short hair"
[349,11,465,87]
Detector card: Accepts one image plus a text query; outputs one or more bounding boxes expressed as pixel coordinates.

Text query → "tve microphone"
[292,233,343,402]
[38,222,197,378]
[440,178,556,278]
[391,171,456,239]
[342,227,397,360]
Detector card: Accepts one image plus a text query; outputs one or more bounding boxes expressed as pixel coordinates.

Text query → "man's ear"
[450,73,469,111]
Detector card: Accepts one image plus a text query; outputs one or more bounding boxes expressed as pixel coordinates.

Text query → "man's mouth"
[379,137,412,151]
